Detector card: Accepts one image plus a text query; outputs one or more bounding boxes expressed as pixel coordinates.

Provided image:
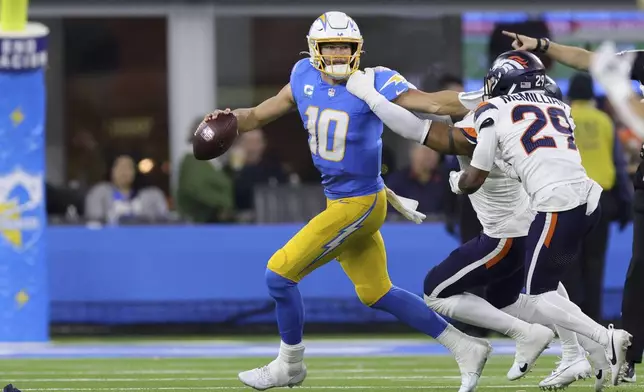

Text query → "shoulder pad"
[473,101,499,131]
[375,69,410,101]
[290,58,311,78]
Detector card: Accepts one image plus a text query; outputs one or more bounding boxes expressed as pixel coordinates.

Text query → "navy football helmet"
[544,75,562,100]
[484,50,547,99]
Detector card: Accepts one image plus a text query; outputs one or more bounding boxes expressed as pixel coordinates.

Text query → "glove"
[449,171,464,195]
[346,68,382,106]
[454,111,475,129]
[458,88,485,111]
[590,41,636,104]
[384,186,426,224]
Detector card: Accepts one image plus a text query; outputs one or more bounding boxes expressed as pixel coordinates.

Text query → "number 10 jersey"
[290,58,410,200]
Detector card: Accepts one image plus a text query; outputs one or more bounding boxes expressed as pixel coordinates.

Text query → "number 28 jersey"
[289,58,410,199]
[471,91,594,212]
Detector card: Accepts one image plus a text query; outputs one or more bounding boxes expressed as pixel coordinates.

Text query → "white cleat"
[454,336,493,392]
[507,324,555,381]
[603,324,632,386]
[594,368,609,392]
[238,359,307,391]
[538,356,592,390]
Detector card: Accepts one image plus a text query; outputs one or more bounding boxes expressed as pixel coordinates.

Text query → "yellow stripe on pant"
[267,189,392,306]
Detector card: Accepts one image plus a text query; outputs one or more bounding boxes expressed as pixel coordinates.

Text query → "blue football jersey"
[290,59,410,199]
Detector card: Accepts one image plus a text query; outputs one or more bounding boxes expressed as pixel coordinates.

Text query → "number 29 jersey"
[290,59,410,199]
[471,91,594,212]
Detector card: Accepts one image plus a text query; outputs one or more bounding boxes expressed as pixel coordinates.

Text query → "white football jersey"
[455,113,534,239]
[471,91,602,213]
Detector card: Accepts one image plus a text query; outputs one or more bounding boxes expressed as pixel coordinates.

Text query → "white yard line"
[18,386,640,391]
[7,375,546,382]
[0,365,514,376]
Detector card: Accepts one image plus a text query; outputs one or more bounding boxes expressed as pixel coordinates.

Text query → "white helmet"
[306,11,363,80]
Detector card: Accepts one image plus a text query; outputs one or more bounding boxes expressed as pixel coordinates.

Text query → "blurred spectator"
[85,154,169,224]
[387,145,445,218]
[562,73,633,322]
[227,129,288,222]
[176,119,234,223]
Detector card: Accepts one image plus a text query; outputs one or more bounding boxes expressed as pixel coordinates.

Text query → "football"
[192,113,238,160]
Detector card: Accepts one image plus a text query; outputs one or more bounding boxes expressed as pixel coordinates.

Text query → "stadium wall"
[48,223,632,329]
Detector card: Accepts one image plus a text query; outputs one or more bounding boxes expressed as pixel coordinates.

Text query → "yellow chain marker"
[0,0,29,32]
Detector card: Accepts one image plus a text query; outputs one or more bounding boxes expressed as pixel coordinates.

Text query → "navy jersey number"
[512,105,577,155]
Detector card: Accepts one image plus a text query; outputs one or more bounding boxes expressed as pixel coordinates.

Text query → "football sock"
[527,291,608,346]
[554,283,585,361]
[266,269,304,345]
[425,292,530,339]
[371,286,447,338]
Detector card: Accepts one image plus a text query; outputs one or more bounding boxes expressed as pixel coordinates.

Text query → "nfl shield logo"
[328,88,335,97]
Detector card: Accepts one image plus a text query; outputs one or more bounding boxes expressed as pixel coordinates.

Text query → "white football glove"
[591,41,644,138]
[346,68,381,105]
[449,171,464,195]
[590,41,636,104]
[458,88,485,110]
[384,186,426,224]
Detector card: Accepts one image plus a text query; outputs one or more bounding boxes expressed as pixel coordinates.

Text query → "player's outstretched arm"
[346,69,474,155]
[394,88,470,118]
[205,84,295,133]
[424,121,475,156]
[502,30,591,71]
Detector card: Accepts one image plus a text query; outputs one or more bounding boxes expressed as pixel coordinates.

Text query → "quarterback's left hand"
[449,171,464,195]
[384,187,426,224]
[346,68,380,103]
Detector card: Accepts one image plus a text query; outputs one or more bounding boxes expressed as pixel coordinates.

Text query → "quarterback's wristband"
[536,38,550,53]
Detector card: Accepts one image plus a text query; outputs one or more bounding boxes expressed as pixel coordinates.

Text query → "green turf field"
[3,355,643,391]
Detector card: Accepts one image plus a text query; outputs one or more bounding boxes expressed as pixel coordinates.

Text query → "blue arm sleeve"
[374,69,410,101]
